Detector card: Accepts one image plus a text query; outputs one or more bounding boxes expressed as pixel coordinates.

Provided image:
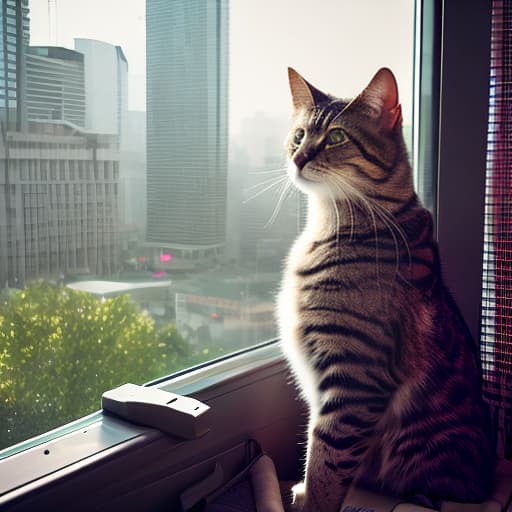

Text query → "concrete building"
[0,120,120,287]
[0,0,29,130]
[118,110,146,262]
[67,279,172,321]
[26,46,85,127]
[120,110,146,231]
[146,0,229,259]
[74,39,128,136]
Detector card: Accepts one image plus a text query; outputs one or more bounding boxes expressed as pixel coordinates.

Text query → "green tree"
[0,281,191,449]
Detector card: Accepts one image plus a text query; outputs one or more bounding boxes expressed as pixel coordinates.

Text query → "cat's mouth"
[287,161,326,194]
[288,161,317,181]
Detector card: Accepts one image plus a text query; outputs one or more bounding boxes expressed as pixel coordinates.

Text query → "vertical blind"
[481,0,512,421]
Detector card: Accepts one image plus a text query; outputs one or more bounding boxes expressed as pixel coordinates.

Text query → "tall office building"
[26,46,85,127]
[0,0,29,130]
[74,39,128,136]
[146,0,229,258]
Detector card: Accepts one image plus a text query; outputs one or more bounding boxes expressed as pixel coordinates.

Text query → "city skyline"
[0,0,419,451]
[28,0,414,134]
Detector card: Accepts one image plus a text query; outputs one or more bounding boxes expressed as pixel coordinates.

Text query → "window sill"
[0,340,288,502]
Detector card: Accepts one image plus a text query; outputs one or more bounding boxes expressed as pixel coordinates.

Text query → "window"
[0,0,414,455]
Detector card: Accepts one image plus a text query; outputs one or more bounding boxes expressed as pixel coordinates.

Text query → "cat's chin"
[287,162,327,197]
[293,179,330,199]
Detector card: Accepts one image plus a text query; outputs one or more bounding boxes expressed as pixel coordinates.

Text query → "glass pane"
[414,0,440,214]
[0,0,414,454]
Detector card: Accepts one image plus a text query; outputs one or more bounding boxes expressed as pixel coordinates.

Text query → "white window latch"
[102,383,210,439]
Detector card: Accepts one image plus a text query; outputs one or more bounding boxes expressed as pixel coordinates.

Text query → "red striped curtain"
[481,0,512,433]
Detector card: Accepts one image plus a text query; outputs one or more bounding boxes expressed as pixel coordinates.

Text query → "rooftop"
[66,280,172,297]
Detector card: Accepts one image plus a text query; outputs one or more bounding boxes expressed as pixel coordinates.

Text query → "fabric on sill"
[202,454,283,512]
[203,457,512,512]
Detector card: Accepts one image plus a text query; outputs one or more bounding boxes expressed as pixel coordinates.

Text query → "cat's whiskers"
[310,151,412,261]
[245,173,288,192]
[324,174,399,280]
[349,184,398,272]
[326,186,341,248]
[338,182,357,243]
[361,193,410,277]
[266,179,293,228]
[243,175,288,203]
[324,175,352,249]
[309,165,349,239]
[346,193,356,242]
[248,167,288,175]
[320,169,361,241]
[367,197,412,271]
[342,182,384,280]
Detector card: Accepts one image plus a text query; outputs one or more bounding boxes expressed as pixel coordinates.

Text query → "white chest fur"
[277,232,320,414]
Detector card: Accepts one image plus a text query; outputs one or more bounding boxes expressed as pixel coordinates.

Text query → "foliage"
[0,281,191,449]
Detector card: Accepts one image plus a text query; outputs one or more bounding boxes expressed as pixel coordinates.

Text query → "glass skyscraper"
[0,0,29,130]
[146,0,229,257]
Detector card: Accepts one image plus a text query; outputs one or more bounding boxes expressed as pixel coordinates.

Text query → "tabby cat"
[278,67,495,511]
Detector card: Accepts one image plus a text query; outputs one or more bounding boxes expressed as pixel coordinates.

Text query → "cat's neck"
[305,195,341,238]
[304,192,421,239]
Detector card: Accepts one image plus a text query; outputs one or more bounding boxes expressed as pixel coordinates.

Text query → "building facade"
[0,6,122,288]
[120,110,146,231]
[146,0,229,256]
[74,39,128,136]
[0,0,29,130]
[26,46,85,127]
[0,121,120,287]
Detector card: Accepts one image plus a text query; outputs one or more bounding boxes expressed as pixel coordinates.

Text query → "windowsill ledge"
[0,340,287,501]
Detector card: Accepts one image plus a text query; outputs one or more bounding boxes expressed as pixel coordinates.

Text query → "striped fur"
[278,68,495,511]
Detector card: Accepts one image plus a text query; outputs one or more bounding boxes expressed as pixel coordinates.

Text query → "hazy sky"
[29,0,414,134]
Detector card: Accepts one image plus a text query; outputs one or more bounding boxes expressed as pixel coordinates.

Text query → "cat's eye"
[293,128,305,145]
[326,128,347,146]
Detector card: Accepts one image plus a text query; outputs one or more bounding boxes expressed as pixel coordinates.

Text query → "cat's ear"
[359,67,402,129]
[288,67,330,110]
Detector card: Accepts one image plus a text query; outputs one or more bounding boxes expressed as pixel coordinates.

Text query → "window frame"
[0,0,494,506]
[435,0,492,342]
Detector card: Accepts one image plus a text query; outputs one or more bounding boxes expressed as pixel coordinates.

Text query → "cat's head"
[286,68,413,212]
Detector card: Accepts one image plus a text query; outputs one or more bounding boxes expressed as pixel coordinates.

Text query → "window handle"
[101,383,210,439]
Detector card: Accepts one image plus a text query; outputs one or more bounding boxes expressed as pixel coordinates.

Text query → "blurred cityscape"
[0,0,414,353]
[0,0,305,351]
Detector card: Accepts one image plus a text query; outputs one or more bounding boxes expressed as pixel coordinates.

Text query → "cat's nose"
[294,152,310,170]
